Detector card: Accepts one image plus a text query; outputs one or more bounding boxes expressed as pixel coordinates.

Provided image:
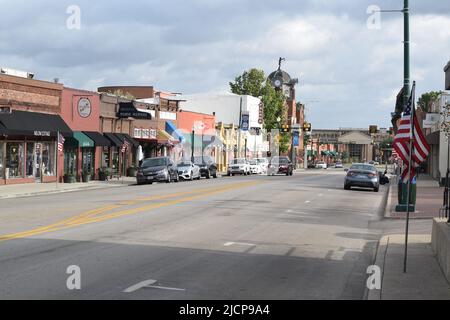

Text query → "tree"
[229,68,266,97]
[417,91,442,113]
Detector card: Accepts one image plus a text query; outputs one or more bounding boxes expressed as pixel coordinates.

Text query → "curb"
[0,183,129,200]
[367,235,390,300]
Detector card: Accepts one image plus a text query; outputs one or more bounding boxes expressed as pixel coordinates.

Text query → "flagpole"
[403,81,416,273]
[56,131,59,190]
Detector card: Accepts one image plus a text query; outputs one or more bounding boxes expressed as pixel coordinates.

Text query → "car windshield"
[232,159,245,164]
[178,162,192,167]
[250,160,257,165]
[141,158,167,168]
[350,164,376,171]
[271,157,289,164]
[257,158,268,163]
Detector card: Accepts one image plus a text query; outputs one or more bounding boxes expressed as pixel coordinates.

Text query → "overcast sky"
[1,0,450,129]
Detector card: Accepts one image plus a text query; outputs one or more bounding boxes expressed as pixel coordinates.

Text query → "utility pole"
[237,97,243,158]
[404,0,411,105]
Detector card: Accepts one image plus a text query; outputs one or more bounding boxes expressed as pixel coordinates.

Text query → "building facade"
[0,73,72,185]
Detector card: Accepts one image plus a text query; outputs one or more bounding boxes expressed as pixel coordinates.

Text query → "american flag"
[121,140,130,154]
[393,83,430,183]
[57,133,65,152]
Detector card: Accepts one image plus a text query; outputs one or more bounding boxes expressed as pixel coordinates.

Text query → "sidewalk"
[0,177,136,200]
[386,175,444,219]
[368,232,450,300]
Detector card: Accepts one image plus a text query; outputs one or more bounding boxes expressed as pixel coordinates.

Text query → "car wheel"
[344,184,350,190]
[374,187,379,192]
[206,170,211,179]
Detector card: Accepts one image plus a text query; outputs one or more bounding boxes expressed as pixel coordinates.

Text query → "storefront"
[0,110,72,185]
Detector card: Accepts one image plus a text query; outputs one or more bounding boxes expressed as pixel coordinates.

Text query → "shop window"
[6,142,24,179]
[82,147,95,176]
[64,147,78,175]
[134,128,142,139]
[41,142,55,176]
[111,147,119,175]
[102,146,110,168]
[0,142,4,179]
[26,142,35,177]
[142,129,150,139]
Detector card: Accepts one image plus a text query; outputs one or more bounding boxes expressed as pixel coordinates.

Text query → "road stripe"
[0,181,262,243]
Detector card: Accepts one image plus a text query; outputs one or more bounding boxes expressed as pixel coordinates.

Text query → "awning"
[426,131,440,145]
[165,121,186,143]
[104,133,123,147]
[114,133,139,148]
[0,110,72,137]
[65,132,94,148]
[83,131,111,147]
[158,130,176,141]
[321,151,330,156]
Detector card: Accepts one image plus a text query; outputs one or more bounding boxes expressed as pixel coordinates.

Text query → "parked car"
[256,158,269,174]
[267,156,294,176]
[315,161,327,169]
[334,162,343,169]
[177,160,201,181]
[249,159,262,174]
[228,158,250,176]
[136,157,179,185]
[193,156,218,179]
[344,163,380,192]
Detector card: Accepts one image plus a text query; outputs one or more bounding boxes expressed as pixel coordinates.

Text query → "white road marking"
[123,280,157,293]
[305,201,311,203]
[224,241,255,247]
[124,279,186,293]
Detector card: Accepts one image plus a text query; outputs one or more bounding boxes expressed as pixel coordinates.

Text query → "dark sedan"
[267,156,294,176]
[136,157,179,185]
[344,163,379,192]
[193,156,218,179]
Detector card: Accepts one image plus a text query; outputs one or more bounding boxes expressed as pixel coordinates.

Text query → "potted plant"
[81,170,91,183]
[63,173,76,184]
[98,167,110,181]
[127,166,137,177]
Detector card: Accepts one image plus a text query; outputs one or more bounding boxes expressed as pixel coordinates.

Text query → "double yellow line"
[0,181,262,243]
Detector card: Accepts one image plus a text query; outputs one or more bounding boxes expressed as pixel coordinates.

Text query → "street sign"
[241,112,250,131]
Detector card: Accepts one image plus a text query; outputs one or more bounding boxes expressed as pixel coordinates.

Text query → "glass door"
[34,143,42,182]
[82,147,94,177]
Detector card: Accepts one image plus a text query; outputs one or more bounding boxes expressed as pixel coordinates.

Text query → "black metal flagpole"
[403,81,416,273]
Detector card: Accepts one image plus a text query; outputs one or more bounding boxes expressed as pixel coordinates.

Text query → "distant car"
[137,157,179,185]
[193,156,218,179]
[256,158,269,174]
[249,159,262,174]
[177,160,201,181]
[267,156,294,176]
[344,163,380,192]
[228,158,250,176]
[315,161,327,169]
[334,162,343,169]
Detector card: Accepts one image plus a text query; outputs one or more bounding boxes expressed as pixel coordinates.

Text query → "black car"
[267,156,294,176]
[136,157,179,185]
[193,156,218,179]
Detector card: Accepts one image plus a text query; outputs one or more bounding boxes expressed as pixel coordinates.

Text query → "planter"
[127,167,137,177]
[98,172,108,181]
[82,173,91,183]
[63,175,76,184]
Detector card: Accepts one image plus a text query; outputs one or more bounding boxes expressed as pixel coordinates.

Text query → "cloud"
[0,0,450,129]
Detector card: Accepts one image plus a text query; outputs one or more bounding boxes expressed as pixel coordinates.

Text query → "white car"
[177,161,201,181]
[256,158,269,174]
[249,159,262,174]
[228,158,250,176]
[315,161,327,169]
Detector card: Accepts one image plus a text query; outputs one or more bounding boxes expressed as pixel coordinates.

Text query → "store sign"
[241,112,250,131]
[117,102,152,119]
[160,111,177,121]
[34,131,51,136]
[258,102,264,125]
[78,98,92,118]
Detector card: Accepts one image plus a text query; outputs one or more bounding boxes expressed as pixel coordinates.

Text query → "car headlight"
[157,169,167,175]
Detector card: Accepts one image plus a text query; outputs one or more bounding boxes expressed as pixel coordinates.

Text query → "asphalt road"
[0,169,388,300]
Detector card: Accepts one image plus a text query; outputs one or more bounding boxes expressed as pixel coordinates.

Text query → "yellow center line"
[0,181,262,243]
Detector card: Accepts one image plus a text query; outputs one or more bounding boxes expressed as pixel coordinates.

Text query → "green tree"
[229,68,266,97]
[417,91,442,113]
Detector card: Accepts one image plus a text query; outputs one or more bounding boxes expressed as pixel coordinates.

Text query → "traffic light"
[303,122,311,132]
[281,124,291,133]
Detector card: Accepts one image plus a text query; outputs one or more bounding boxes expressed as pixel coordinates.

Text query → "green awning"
[321,151,330,156]
[307,150,317,156]
[329,151,338,157]
[65,131,94,148]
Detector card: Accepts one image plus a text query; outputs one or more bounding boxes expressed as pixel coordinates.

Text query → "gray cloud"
[1,0,450,128]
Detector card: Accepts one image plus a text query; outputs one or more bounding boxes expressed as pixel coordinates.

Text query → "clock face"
[78,98,92,118]
[274,79,282,87]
